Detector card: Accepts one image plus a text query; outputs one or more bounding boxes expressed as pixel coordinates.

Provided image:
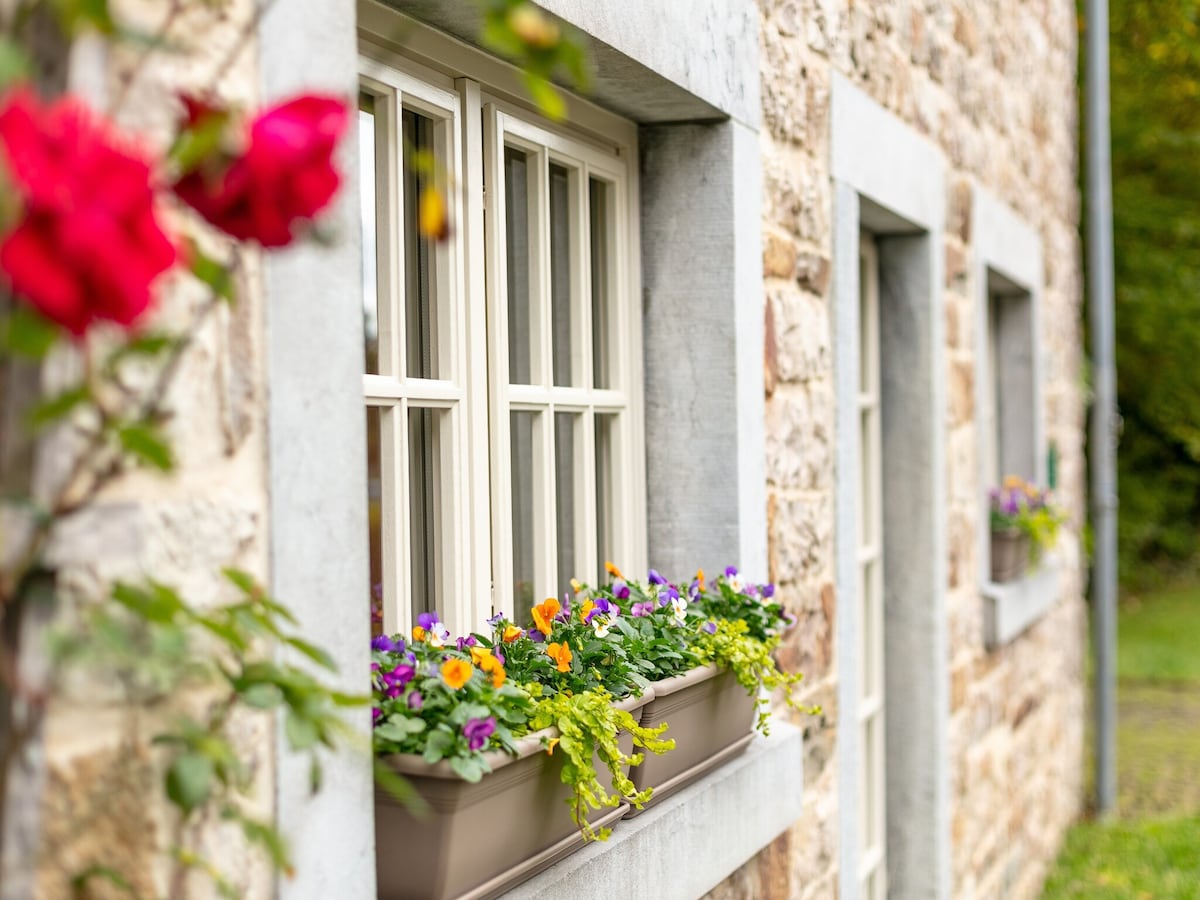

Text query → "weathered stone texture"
[754,0,1084,895]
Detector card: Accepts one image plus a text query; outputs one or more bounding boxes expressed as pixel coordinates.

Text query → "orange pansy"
[441,658,472,690]
[502,624,523,643]
[411,625,426,643]
[605,561,624,579]
[546,641,573,673]
[531,597,561,634]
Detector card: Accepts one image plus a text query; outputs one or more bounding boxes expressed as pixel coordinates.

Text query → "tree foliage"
[1104,0,1200,582]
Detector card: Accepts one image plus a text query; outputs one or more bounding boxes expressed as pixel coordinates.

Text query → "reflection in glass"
[554,413,577,599]
[505,148,533,384]
[408,407,440,620]
[510,411,536,608]
[359,97,379,375]
[366,406,384,634]
[595,413,616,585]
[550,164,573,385]
[403,110,437,379]
[590,178,612,389]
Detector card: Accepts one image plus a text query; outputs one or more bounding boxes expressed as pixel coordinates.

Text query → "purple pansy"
[463,716,497,751]
[456,635,478,651]
[407,690,423,710]
[372,706,383,724]
[761,583,776,599]
[528,628,546,643]
[487,611,505,627]
[612,579,631,600]
[647,569,667,585]
[631,601,654,618]
[371,634,403,654]
[724,566,738,578]
[702,620,718,635]
[585,596,621,623]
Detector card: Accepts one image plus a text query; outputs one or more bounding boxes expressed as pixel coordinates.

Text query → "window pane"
[359,97,380,376]
[403,109,438,380]
[408,407,442,620]
[555,413,579,599]
[366,406,384,634]
[595,413,616,584]
[505,147,533,384]
[590,178,613,389]
[550,163,574,386]
[510,410,537,609]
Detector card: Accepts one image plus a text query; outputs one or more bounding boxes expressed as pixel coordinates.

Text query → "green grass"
[1044,583,1200,898]
[1116,585,1200,682]
[1042,816,1200,899]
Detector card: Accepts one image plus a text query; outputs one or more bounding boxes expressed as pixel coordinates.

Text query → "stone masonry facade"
[23,1,1085,897]
[705,1,1086,898]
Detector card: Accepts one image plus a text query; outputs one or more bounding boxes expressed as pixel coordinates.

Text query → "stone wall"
[707,0,1085,897]
[29,2,275,896]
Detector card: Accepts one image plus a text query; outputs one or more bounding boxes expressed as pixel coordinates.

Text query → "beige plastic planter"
[990,527,1030,583]
[627,665,757,814]
[374,694,649,900]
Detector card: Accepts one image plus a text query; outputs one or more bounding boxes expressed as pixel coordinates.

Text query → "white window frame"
[856,233,887,900]
[358,39,646,635]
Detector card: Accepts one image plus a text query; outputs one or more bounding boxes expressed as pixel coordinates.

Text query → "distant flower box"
[988,476,1065,584]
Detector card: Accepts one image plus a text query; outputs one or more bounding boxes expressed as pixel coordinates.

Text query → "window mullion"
[384,399,410,634]
[533,150,559,601]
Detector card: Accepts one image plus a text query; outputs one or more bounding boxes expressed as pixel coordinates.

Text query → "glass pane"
[359,97,380,376]
[859,410,877,548]
[408,407,441,620]
[859,247,874,394]
[590,178,613,389]
[403,109,438,380]
[550,163,574,386]
[505,147,533,384]
[555,413,579,599]
[510,411,537,609]
[595,413,616,584]
[366,406,384,634]
[863,715,879,852]
[861,559,877,702]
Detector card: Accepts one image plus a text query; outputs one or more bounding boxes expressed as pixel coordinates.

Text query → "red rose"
[174,94,348,247]
[0,88,177,336]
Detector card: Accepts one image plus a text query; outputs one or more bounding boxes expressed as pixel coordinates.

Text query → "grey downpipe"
[1085,0,1118,816]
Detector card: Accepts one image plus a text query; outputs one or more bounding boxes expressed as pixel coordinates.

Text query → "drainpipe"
[1085,0,1118,816]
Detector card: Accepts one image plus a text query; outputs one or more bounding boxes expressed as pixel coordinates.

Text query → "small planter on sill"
[628,665,758,813]
[374,693,650,900]
[989,527,1029,584]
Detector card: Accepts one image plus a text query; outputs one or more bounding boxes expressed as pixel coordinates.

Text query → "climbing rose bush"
[173,94,348,247]
[0,87,177,335]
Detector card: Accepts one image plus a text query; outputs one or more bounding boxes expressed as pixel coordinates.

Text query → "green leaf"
[185,238,235,303]
[1,306,59,359]
[239,683,282,709]
[373,759,424,811]
[284,712,319,750]
[449,755,485,783]
[165,752,213,814]
[27,386,91,429]
[309,757,323,794]
[117,422,174,471]
[111,581,185,624]
[373,717,426,742]
[285,636,337,671]
[0,37,32,89]
[236,813,294,876]
[522,72,565,120]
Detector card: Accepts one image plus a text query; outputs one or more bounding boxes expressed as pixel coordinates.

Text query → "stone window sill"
[982,555,1062,648]
[500,720,805,899]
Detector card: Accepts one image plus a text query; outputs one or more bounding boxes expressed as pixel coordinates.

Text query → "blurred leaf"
[1,306,59,359]
[284,712,319,750]
[112,581,185,624]
[169,112,231,175]
[51,0,116,34]
[373,759,424,811]
[166,752,213,814]
[239,683,282,709]
[235,813,293,876]
[70,865,136,895]
[186,239,235,303]
[27,385,90,429]
[117,422,174,471]
[522,73,565,121]
[0,37,32,89]
[284,636,337,671]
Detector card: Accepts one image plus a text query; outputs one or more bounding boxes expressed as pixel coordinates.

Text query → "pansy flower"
[612,579,631,600]
[531,598,561,634]
[671,594,688,624]
[440,658,472,689]
[761,583,776,599]
[605,560,624,579]
[371,634,403,654]
[546,641,573,672]
[487,611,505,627]
[407,690,423,710]
[631,601,654,618]
[417,612,451,648]
[724,566,743,593]
[647,569,667,585]
[463,717,496,751]
[372,706,383,725]
[570,578,584,594]
[502,624,524,642]
[702,620,718,635]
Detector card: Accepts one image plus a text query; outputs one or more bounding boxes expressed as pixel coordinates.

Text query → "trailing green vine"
[528,689,673,841]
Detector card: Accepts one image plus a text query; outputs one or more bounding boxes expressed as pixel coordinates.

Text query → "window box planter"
[374,694,649,900]
[627,665,757,813]
[989,527,1029,583]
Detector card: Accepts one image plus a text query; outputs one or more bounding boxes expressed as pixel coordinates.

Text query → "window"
[857,233,887,900]
[360,46,645,635]
[982,269,1037,489]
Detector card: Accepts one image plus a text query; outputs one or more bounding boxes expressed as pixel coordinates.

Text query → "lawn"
[1043,584,1200,899]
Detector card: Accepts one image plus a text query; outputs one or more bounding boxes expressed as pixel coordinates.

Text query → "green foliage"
[529,689,672,841]
[55,570,365,893]
[1097,0,1200,582]
[692,619,816,735]
[477,0,590,121]
[1044,814,1200,899]
[1117,584,1200,683]
[0,305,59,359]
